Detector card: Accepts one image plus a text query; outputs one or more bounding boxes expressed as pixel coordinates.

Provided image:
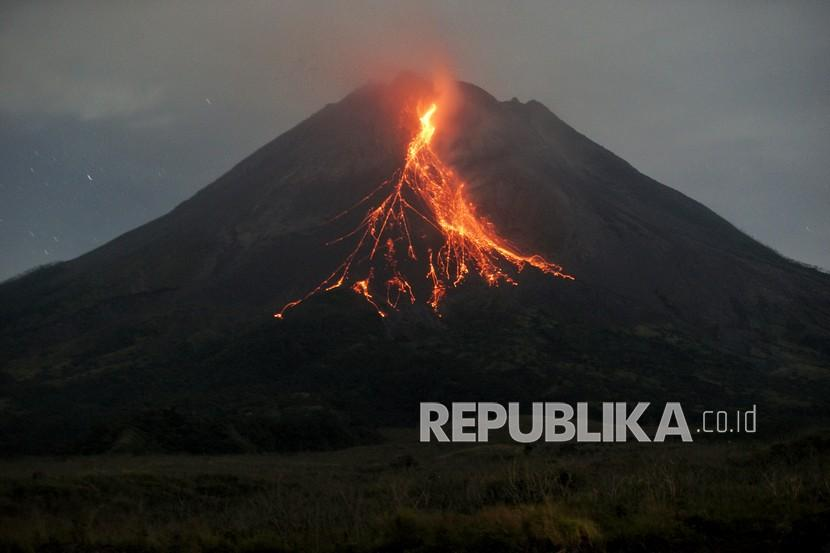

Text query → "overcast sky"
[1,1,828,280]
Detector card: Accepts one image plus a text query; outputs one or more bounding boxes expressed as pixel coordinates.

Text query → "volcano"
[1,73,829,453]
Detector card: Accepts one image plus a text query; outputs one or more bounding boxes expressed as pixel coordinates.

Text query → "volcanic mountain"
[1,73,829,453]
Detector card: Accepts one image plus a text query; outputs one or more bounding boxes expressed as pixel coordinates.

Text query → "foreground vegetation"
[0,430,828,552]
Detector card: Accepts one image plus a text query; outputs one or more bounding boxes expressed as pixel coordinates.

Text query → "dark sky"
[1,1,828,280]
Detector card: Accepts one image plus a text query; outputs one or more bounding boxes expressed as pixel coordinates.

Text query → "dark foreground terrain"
[1,429,828,553]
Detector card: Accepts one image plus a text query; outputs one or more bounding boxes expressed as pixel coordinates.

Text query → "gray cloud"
[1,0,828,279]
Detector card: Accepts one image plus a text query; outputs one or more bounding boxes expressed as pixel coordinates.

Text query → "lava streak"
[275,102,573,319]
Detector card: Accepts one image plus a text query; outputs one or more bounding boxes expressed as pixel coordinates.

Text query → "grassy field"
[0,429,828,552]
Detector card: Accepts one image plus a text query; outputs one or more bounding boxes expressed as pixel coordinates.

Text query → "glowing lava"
[275,102,573,319]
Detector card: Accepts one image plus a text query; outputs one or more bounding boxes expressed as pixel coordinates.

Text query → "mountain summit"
[1,74,829,453]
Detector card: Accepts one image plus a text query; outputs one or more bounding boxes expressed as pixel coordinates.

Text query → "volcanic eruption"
[275,101,574,319]
[1,74,829,457]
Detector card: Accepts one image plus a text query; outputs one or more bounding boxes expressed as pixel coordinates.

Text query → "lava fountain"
[275,102,573,319]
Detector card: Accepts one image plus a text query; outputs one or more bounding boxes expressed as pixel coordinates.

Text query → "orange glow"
[275,101,573,319]
[351,271,386,318]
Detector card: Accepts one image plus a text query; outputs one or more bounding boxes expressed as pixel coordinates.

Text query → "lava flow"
[275,102,573,319]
